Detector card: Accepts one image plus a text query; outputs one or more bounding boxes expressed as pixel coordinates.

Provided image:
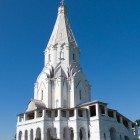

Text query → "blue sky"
[0,0,140,139]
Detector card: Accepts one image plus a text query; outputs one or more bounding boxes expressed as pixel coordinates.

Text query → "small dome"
[26,100,46,112]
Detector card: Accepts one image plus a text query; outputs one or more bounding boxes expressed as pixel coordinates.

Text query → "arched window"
[70,128,74,140]
[18,131,22,140]
[30,129,33,140]
[79,129,83,140]
[79,128,86,140]
[36,128,41,139]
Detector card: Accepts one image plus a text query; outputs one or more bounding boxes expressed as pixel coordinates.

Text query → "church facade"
[16,4,138,140]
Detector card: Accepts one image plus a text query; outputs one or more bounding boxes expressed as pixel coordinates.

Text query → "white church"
[16,2,138,140]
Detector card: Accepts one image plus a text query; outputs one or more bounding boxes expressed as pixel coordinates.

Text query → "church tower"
[33,4,91,109]
[16,2,138,140]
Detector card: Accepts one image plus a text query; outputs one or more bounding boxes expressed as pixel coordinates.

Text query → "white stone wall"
[16,4,138,140]
[17,103,137,140]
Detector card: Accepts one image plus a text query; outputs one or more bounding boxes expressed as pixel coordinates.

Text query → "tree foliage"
[136,119,140,126]
[34,137,59,140]
[48,137,60,140]
[35,138,41,140]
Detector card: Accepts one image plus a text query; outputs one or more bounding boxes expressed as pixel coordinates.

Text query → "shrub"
[136,119,140,126]
[35,138,41,140]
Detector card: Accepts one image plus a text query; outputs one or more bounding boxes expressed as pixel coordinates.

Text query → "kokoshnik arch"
[16,2,138,140]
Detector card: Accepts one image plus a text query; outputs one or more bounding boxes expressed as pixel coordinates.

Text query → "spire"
[60,0,64,6]
[46,2,77,49]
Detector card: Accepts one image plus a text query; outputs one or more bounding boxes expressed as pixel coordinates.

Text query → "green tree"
[14,134,16,140]
[136,119,140,126]
[35,138,41,140]
[48,137,60,140]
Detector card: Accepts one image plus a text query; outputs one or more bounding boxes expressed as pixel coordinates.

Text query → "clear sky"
[0,0,140,139]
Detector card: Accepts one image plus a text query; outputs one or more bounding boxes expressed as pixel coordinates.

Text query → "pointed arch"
[38,81,46,91]
[37,81,46,100]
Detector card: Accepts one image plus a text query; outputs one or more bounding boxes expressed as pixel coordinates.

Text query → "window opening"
[79,90,82,100]
[100,105,105,116]
[90,105,96,117]
[108,110,114,118]
[69,110,74,117]
[73,53,75,60]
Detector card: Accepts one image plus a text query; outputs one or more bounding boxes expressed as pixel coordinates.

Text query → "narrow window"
[90,105,96,117]
[79,90,82,100]
[73,53,75,60]
[117,114,121,123]
[104,133,106,140]
[120,135,122,140]
[41,90,43,100]
[100,105,105,116]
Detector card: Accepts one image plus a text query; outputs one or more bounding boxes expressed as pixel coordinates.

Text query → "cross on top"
[60,0,64,6]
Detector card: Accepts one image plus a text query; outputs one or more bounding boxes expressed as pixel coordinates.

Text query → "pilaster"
[24,114,27,121]
[74,108,78,120]
[34,110,38,119]
[104,105,108,116]
[113,111,117,119]
[96,103,100,118]
[42,109,46,119]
